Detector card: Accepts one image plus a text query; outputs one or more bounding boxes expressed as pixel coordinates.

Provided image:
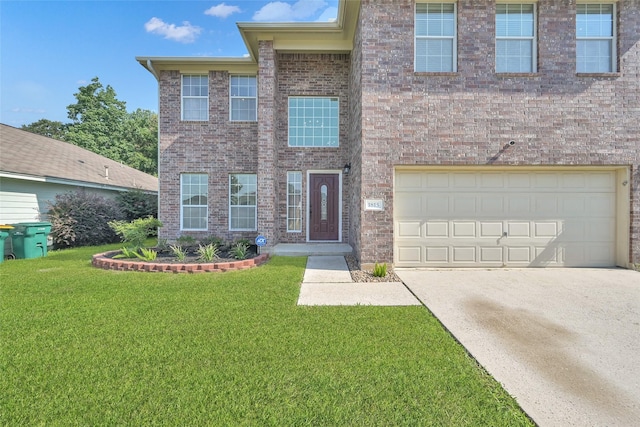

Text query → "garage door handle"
[503,232,508,237]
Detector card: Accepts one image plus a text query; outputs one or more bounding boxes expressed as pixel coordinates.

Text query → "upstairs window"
[415,3,457,72]
[230,75,257,121]
[288,97,339,147]
[182,75,209,121]
[576,3,616,73]
[496,3,536,73]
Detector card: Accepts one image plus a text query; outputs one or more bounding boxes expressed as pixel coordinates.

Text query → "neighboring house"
[137,0,639,268]
[0,124,158,223]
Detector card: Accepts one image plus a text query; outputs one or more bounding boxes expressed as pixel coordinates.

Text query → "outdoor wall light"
[343,163,351,175]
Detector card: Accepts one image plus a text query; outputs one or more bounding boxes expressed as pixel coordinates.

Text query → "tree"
[65,77,129,162]
[21,77,158,175]
[21,119,68,140]
[121,109,158,175]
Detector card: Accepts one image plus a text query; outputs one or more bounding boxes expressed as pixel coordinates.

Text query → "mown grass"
[0,243,533,426]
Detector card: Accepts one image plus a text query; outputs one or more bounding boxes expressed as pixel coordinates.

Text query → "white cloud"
[253,0,327,21]
[144,17,202,43]
[205,3,241,19]
[10,107,46,114]
[316,6,337,22]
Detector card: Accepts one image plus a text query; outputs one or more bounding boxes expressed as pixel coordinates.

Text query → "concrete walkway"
[297,256,421,306]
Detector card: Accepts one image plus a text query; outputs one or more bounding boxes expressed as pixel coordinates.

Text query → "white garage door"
[394,169,617,267]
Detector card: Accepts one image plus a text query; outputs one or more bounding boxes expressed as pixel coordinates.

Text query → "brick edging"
[92,250,270,273]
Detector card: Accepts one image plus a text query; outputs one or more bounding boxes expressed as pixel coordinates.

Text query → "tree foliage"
[21,119,69,140]
[22,77,158,175]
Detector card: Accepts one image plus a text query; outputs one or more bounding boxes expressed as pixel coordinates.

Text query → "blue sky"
[0,0,339,128]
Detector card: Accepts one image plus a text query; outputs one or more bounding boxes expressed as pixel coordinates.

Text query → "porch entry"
[309,173,339,241]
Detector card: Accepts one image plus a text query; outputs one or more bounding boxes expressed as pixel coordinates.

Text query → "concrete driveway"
[396,268,640,427]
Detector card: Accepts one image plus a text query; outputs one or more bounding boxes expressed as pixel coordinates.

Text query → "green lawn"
[0,244,533,426]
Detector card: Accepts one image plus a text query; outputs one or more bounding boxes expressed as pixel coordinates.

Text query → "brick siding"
[355,0,640,265]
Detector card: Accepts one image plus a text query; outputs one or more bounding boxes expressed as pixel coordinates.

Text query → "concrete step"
[267,243,353,257]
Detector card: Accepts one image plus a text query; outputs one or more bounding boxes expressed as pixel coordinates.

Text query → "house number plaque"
[364,199,384,211]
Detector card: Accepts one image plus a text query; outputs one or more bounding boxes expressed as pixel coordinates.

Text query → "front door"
[309,173,339,241]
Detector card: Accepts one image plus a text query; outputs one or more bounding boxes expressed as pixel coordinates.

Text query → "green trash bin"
[10,222,52,259]
[0,230,9,263]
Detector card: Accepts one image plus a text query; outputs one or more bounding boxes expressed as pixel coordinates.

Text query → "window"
[182,75,209,121]
[288,97,339,147]
[496,3,536,73]
[287,172,302,232]
[576,3,616,73]
[181,174,208,230]
[230,75,257,121]
[415,3,457,72]
[229,174,257,231]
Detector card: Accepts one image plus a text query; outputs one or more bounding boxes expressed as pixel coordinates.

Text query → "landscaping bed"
[92,248,269,273]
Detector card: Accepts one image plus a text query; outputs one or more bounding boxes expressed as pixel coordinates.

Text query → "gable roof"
[136,0,361,75]
[0,124,158,193]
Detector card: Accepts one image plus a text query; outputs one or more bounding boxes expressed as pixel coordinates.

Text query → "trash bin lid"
[0,225,14,230]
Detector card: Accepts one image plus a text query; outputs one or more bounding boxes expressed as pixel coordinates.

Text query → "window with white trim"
[229,174,257,231]
[287,172,302,232]
[288,97,339,147]
[230,75,257,121]
[182,75,209,121]
[496,3,536,73]
[576,3,616,73]
[181,174,208,230]
[415,2,457,72]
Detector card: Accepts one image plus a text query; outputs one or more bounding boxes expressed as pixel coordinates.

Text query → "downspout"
[147,59,161,221]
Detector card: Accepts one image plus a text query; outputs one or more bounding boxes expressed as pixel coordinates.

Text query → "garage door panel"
[426,195,449,215]
[426,221,448,237]
[397,246,422,263]
[480,247,503,262]
[480,222,503,238]
[534,222,558,238]
[425,246,448,263]
[453,196,476,215]
[452,222,476,238]
[395,169,617,268]
[507,246,531,263]
[481,196,505,215]
[397,221,422,238]
[508,222,531,237]
[453,247,476,263]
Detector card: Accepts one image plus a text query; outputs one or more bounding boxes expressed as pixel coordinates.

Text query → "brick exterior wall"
[355,0,640,266]
[156,50,351,246]
[157,70,259,243]
[275,53,351,243]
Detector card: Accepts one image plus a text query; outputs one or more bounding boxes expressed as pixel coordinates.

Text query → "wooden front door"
[309,174,339,241]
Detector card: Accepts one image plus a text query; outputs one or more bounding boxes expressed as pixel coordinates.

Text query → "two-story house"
[138,0,639,269]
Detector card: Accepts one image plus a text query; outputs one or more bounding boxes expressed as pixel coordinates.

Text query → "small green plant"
[134,247,157,262]
[170,244,188,262]
[372,262,388,278]
[113,247,140,259]
[108,216,162,249]
[230,241,250,260]
[197,244,220,262]
[177,235,196,247]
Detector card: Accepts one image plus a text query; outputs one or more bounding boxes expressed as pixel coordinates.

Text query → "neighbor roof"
[0,124,158,193]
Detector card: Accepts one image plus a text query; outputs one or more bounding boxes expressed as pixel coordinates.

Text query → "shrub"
[108,216,162,249]
[170,245,187,262]
[134,247,157,262]
[230,241,250,260]
[197,244,220,262]
[372,263,388,278]
[48,190,124,248]
[115,189,158,222]
[200,235,223,248]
